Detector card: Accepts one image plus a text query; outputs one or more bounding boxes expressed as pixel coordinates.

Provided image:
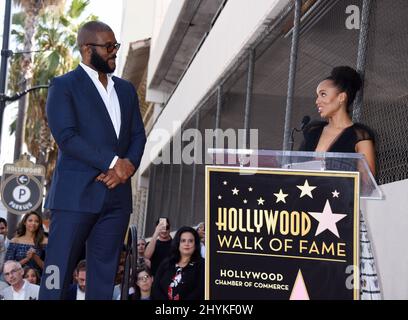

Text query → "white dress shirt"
[76,286,85,300]
[12,279,28,300]
[80,62,121,168]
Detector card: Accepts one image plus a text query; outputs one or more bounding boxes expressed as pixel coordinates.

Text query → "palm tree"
[12,0,66,161]
[7,0,96,236]
[9,0,96,180]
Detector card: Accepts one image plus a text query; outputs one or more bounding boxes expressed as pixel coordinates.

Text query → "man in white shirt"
[67,259,86,300]
[1,260,39,300]
[39,20,146,300]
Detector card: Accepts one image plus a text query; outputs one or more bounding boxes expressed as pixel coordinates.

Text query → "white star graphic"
[218,195,222,200]
[308,200,347,238]
[223,181,228,185]
[274,189,288,203]
[232,188,239,195]
[297,180,317,198]
[243,199,248,204]
[332,190,340,198]
[248,187,253,192]
[257,197,265,205]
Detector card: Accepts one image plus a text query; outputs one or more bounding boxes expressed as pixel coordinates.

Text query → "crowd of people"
[0,214,206,300]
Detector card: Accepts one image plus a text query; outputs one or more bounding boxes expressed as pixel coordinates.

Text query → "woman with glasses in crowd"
[5,212,48,274]
[131,267,154,300]
[152,226,204,300]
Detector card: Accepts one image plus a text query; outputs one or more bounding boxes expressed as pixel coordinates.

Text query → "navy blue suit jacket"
[66,284,78,300]
[45,65,146,214]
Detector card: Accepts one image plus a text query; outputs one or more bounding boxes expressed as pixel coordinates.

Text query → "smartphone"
[159,218,167,228]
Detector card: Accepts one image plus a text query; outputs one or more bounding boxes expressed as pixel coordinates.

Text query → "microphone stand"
[287,116,310,168]
[287,127,299,169]
[289,127,297,152]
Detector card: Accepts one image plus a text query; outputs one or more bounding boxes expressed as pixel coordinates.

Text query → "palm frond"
[68,0,90,19]
[8,0,93,191]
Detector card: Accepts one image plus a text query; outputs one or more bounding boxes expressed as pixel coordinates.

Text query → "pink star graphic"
[308,200,347,238]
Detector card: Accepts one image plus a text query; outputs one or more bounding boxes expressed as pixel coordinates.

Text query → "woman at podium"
[299,66,381,299]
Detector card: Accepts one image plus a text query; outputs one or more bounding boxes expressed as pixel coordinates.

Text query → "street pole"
[0,0,12,151]
[0,0,19,239]
[1,1,50,238]
[0,0,19,240]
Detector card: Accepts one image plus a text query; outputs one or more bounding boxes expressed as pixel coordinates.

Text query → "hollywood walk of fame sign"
[205,166,360,300]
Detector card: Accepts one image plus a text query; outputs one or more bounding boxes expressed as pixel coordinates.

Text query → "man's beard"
[90,48,115,74]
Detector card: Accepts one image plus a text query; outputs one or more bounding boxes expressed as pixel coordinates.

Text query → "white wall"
[117,0,156,76]
[147,0,185,92]
[141,0,290,174]
[150,0,173,51]
[363,179,408,299]
[0,202,7,220]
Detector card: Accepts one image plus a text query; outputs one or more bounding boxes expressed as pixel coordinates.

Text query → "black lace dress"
[299,121,381,300]
[299,121,375,153]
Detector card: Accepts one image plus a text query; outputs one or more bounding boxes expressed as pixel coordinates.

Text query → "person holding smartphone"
[144,218,172,276]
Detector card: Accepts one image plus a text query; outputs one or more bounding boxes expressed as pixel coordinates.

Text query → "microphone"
[290,115,310,151]
[300,115,311,131]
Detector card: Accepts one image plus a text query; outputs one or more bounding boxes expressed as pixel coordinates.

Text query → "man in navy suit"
[66,260,87,300]
[39,21,146,300]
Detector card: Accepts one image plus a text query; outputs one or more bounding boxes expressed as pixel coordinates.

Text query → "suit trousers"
[39,187,130,300]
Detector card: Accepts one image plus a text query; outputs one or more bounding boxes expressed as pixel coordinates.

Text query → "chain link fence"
[143,0,408,234]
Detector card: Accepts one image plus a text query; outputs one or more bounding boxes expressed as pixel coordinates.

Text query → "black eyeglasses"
[4,268,21,277]
[137,275,151,282]
[86,42,121,53]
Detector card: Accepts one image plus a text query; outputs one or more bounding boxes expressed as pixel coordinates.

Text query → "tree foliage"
[8,0,97,186]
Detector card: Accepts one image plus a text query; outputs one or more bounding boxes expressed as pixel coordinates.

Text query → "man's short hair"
[0,217,7,226]
[3,260,22,272]
[76,259,86,273]
[77,21,113,53]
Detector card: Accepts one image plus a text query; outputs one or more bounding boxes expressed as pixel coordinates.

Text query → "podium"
[205,149,383,300]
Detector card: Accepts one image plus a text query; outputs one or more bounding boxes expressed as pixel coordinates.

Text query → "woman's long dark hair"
[168,226,201,266]
[23,266,41,285]
[16,211,45,248]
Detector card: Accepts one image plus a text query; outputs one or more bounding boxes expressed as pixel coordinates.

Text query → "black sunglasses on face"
[86,42,121,53]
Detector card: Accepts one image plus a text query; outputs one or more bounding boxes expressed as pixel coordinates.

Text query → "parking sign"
[1,155,45,215]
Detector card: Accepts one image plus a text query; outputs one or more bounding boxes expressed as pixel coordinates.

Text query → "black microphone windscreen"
[301,115,311,129]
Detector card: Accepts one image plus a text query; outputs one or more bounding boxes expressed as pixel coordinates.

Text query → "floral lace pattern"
[167,266,183,300]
